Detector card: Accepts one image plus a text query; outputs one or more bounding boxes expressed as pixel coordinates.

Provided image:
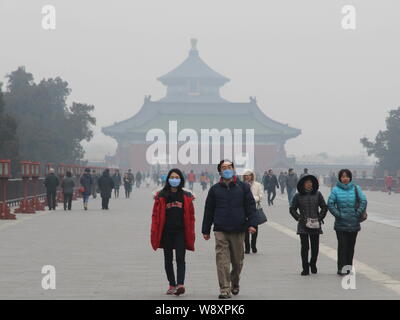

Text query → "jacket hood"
[242,168,254,176]
[297,174,319,194]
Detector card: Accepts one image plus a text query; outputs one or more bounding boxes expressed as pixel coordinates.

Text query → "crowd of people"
[43,162,387,299]
[150,161,370,299]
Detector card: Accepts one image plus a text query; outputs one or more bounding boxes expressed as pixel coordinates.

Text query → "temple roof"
[157,39,230,84]
[102,101,301,140]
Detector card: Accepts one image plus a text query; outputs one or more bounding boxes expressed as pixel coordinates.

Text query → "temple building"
[102,39,301,174]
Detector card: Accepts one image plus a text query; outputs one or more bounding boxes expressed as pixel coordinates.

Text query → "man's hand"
[248,226,257,234]
[203,234,210,240]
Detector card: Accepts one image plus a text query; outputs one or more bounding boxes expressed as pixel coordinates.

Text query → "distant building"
[102,39,301,173]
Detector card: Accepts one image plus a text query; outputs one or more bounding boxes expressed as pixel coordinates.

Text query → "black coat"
[44,173,59,192]
[289,175,328,235]
[80,173,93,196]
[202,176,258,234]
[262,174,279,190]
[97,173,115,198]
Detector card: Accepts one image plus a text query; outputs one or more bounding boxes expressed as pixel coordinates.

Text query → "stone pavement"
[0,183,399,299]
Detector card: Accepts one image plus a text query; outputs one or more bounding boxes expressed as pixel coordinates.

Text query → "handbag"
[255,202,267,225]
[354,185,368,222]
[78,186,85,193]
[306,217,320,229]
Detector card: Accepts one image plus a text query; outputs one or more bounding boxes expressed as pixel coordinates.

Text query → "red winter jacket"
[151,189,195,251]
[385,176,393,188]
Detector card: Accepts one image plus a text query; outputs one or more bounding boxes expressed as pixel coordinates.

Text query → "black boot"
[310,263,317,274]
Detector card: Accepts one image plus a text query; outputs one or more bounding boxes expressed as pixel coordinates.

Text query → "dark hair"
[85,168,90,173]
[162,168,185,192]
[66,171,72,177]
[338,169,352,182]
[217,159,234,173]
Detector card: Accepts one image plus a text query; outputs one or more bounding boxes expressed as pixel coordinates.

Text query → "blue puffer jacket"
[327,181,367,232]
[202,176,258,234]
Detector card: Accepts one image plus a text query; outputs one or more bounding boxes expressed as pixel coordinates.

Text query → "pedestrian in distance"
[327,169,367,276]
[98,169,115,210]
[112,169,122,198]
[278,172,286,194]
[44,168,59,210]
[187,170,196,191]
[61,171,75,211]
[263,169,279,206]
[202,159,258,299]
[123,173,132,198]
[242,168,264,254]
[385,175,393,195]
[289,175,328,275]
[151,168,195,296]
[80,168,93,210]
[91,170,99,199]
[286,168,298,205]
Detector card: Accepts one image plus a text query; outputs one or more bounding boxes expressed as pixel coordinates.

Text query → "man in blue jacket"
[202,159,258,299]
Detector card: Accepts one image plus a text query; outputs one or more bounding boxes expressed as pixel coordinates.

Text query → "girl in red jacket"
[151,168,195,296]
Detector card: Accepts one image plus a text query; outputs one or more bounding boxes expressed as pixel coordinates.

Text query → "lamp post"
[0,160,16,220]
[30,162,45,211]
[14,161,36,214]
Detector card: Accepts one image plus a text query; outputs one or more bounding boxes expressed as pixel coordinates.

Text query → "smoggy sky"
[1,0,399,161]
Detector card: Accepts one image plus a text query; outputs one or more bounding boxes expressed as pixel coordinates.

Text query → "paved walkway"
[0,183,399,299]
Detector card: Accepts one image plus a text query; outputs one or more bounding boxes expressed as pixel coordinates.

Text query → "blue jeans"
[287,188,296,205]
[82,194,90,203]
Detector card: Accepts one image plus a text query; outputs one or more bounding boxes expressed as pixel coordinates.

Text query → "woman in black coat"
[97,169,115,210]
[289,175,328,276]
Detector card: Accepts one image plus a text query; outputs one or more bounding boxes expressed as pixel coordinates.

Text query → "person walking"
[289,175,328,275]
[151,168,195,296]
[135,171,142,188]
[80,168,93,210]
[123,173,132,198]
[327,169,367,276]
[242,168,264,254]
[264,169,279,206]
[202,159,258,299]
[187,170,196,191]
[112,170,122,198]
[278,172,286,194]
[44,168,59,210]
[91,170,99,199]
[98,169,115,210]
[300,168,309,179]
[286,168,298,205]
[385,175,393,195]
[61,171,75,211]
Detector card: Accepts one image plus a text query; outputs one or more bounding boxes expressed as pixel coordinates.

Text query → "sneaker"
[166,286,176,295]
[174,285,185,296]
[218,292,231,299]
[231,287,240,295]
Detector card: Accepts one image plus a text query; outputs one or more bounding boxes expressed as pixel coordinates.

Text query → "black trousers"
[101,197,110,209]
[336,231,358,272]
[245,226,259,251]
[114,186,120,198]
[299,234,320,271]
[63,193,72,210]
[162,230,186,286]
[46,191,57,209]
[267,188,276,204]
